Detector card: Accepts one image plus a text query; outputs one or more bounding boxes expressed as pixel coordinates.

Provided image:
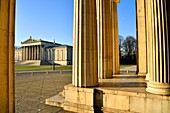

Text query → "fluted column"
[39,45,42,60]
[29,46,31,60]
[112,1,120,75]
[37,45,40,60]
[25,46,28,60]
[97,0,119,78]
[32,46,34,60]
[0,0,15,112]
[34,46,35,60]
[72,0,98,87]
[22,47,24,60]
[146,0,170,95]
[145,0,152,80]
[136,0,147,75]
[97,0,114,79]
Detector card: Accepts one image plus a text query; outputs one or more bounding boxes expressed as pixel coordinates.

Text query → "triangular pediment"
[21,37,40,44]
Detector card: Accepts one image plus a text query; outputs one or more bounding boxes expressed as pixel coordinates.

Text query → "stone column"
[145,0,152,80]
[25,47,27,60]
[27,46,29,60]
[37,45,39,60]
[41,46,44,60]
[35,45,37,60]
[34,46,35,60]
[32,46,34,60]
[29,46,31,60]
[9,0,15,112]
[97,0,120,77]
[72,0,98,87]
[136,0,147,75]
[22,47,24,60]
[0,0,15,112]
[146,0,170,95]
[28,46,29,60]
[26,46,29,60]
[24,46,26,60]
[97,0,114,78]
[40,45,42,60]
[112,0,120,75]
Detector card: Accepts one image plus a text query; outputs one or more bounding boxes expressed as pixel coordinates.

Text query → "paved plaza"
[15,66,137,113]
[15,72,73,113]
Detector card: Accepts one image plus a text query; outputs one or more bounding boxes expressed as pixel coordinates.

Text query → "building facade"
[15,37,72,65]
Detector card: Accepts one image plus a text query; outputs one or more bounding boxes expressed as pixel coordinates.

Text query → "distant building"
[15,48,22,61]
[15,36,72,65]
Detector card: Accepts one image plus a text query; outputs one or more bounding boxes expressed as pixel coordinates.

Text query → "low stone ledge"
[46,83,170,113]
[45,92,64,107]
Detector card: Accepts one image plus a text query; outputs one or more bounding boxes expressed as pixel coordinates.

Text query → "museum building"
[15,36,72,65]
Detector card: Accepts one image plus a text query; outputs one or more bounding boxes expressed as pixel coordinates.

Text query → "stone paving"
[15,72,73,113]
[15,65,137,113]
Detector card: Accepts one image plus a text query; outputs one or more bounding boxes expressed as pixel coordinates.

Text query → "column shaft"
[146,0,170,95]
[145,0,153,80]
[22,47,23,60]
[97,0,113,78]
[40,45,42,60]
[0,0,15,112]
[9,0,15,112]
[25,46,28,60]
[72,0,98,87]
[112,1,120,75]
[32,46,33,60]
[136,0,147,75]
[29,46,31,60]
[39,46,40,60]
[24,46,26,60]
[37,45,38,60]
[34,46,36,60]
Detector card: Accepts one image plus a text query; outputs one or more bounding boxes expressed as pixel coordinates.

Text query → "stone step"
[45,92,64,107]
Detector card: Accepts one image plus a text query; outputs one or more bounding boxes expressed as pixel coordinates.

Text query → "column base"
[145,73,150,80]
[138,72,146,76]
[146,82,170,95]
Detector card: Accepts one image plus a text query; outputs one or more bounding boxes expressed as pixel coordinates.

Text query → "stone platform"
[46,75,170,113]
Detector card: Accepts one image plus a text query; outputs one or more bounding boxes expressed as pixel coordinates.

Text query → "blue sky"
[15,0,136,46]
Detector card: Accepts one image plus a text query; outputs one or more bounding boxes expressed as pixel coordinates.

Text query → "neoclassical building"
[1,0,170,113]
[15,37,72,65]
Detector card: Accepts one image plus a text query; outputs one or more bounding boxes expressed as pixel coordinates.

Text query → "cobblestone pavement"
[15,73,73,113]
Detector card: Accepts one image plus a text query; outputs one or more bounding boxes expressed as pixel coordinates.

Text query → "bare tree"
[123,36,136,55]
[118,35,124,52]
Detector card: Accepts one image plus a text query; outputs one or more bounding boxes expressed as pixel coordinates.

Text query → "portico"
[22,45,41,60]
[0,0,170,112]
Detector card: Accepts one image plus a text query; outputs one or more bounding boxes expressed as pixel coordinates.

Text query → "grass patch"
[15,65,72,72]
[120,64,136,68]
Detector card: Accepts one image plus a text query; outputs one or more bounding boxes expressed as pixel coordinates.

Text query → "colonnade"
[1,0,170,112]
[72,0,170,95]
[72,0,120,87]
[22,45,42,60]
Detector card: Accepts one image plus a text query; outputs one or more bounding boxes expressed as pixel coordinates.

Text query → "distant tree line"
[119,35,136,65]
